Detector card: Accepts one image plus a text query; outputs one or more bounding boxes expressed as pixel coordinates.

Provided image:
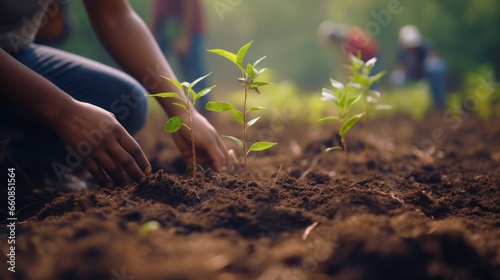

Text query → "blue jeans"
[155,32,210,112]
[0,44,149,168]
[425,58,447,109]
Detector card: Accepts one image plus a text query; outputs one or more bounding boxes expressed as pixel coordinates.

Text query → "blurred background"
[54,0,500,121]
[59,0,500,88]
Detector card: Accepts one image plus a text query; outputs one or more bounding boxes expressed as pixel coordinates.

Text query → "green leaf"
[365,57,377,69]
[247,106,267,112]
[205,101,236,112]
[236,41,253,68]
[350,55,364,68]
[345,63,357,74]
[197,85,216,98]
[321,88,337,102]
[186,87,197,101]
[222,135,243,147]
[339,83,351,107]
[330,79,344,90]
[190,72,212,89]
[249,81,271,90]
[256,68,267,76]
[369,71,386,84]
[207,49,239,68]
[247,141,277,155]
[339,113,365,136]
[148,92,180,99]
[369,90,381,98]
[325,146,342,152]
[246,117,260,128]
[318,116,339,122]
[349,83,362,89]
[205,102,243,124]
[366,96,375,104]
[231,109,244,124]
[347,94,362,108]
[349,75,365,86]
[160,76,184,92]
[173,102,187,110]
[253,56,267,67]
[165,116,183,133]
[247,64,257,79]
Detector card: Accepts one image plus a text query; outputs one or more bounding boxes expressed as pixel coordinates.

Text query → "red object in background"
[343,27,379,61]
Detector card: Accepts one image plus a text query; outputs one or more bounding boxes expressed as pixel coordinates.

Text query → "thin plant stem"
[363,97,370,157]
[341,135,349,183]
[186,93,196,180]
[243,81,249,185]
[189,109,196,179]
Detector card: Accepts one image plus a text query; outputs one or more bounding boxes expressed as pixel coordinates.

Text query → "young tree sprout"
[346,54,390,152]
[138,220,161,237]
[149,73,215,180]
[319,79,365,182]
[206,41,276,185]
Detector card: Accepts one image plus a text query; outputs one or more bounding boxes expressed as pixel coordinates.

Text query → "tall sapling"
[346,54,389,150]
[149,73,215,179]
[206,41,276,184]
[319,79,365,182]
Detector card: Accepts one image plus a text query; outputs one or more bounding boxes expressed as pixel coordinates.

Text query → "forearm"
[147,0,160,34]
[0,49,74,128]
[83,0,189,118]
[84,0,230,173]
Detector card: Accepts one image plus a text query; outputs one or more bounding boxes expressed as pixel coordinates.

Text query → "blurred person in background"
[391,25,447,109]
[149,0,210,115]
[318,20,380,73]
[0,0,232,190]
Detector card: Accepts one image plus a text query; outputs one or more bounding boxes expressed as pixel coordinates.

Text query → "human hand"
[51,101,151,187]
[171,111,233,173]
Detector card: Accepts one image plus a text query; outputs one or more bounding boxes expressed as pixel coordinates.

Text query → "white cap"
[318,20,348,43]
[399,25,422,48]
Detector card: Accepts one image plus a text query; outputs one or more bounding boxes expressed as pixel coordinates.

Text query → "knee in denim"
[110,83,149,135]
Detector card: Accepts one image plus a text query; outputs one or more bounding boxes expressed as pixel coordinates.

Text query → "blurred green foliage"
[447,65,500,123]
[60,0,499,95]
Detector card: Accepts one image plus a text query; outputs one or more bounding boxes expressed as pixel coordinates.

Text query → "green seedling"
[347,54,387,111]
[138,220,161,237]
[346,54,389,151]
[149,73,215,179]
[319,79,365,182]
[464,66,499,123]
[207,41,276,184]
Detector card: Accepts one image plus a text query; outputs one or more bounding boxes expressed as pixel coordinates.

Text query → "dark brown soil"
[1,113,499,280]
